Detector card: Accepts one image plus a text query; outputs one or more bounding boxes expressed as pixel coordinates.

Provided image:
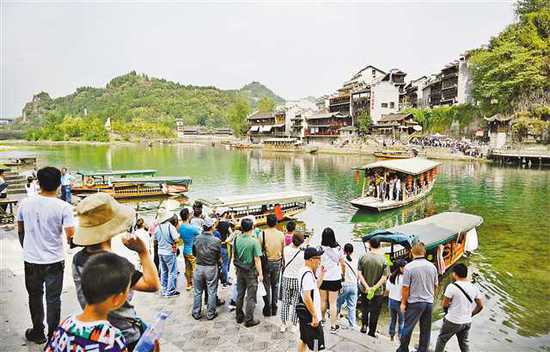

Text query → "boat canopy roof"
[110,176,192,185]
[362,212,483,251]
[264,138,298,144]
[77,169,157,177]
[199,191,312,208]
[354,158,440,175]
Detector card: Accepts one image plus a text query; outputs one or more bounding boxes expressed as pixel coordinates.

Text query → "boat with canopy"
[197,191,313,226]
[73,169,191,199]
[262,138,318,154]
[361,212,483,274]
[373,149,414,159]
[350,158,440,211]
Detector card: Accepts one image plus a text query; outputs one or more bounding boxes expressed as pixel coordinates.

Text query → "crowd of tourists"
[365,172,431,202]
[15,166,484,352]
[412,135,483,157]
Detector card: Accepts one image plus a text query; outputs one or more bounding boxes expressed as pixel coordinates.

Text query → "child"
[385,259,407,341]
[45,252,133,351]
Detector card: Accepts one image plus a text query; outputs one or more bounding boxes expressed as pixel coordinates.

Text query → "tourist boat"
[350,158,440,211]
[0,156,37,167]
[373,149,414,159]
[197,191,313,226]
[262,138,318,154]
[361,212,483,274]
[73,169,192,199]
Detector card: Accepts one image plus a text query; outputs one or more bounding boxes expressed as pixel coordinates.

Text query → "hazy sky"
[2,0,515,118]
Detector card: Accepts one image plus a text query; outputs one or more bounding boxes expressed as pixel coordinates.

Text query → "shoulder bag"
[295,270,315,322]
[277,248,302,300]
[443,282,473,314]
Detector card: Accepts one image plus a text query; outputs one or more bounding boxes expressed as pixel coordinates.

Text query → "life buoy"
[84,177,95,187]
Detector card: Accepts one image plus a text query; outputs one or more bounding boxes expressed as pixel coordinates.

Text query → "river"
[6,143,550,351]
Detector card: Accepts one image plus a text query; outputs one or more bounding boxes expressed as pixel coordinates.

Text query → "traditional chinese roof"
[484,114,513,122]
[378,113,415,123]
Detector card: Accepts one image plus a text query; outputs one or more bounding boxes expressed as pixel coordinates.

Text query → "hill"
[20,72,285,141]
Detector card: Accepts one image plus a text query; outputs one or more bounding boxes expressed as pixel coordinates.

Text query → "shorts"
[299,319,325,351]
[320,279,342,292]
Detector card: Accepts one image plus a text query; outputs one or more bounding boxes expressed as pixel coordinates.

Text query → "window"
[381,103,388,108]
[390,102,395,108]
[372,69,376,76]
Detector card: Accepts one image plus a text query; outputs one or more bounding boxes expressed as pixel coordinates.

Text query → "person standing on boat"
[319,228,345,334]
[357,238,388,336]
[179,207,200,291]
[434,263,484,352]
[154,210,181,297]
[388,176,395,201]
[233,217,264,327]
[60,168,75,204]
[395,176,402,201]
[397,242,439,352]
[258,214,285,317]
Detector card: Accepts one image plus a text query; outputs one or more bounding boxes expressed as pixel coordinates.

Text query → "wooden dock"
[488,149,550,166]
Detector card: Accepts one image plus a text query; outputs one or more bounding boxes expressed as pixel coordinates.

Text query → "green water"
[6,143,550,351]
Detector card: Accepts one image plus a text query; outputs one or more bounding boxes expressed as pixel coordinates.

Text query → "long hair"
[321,227,339,248]
[389,259,407,284]
[343,243,354,261]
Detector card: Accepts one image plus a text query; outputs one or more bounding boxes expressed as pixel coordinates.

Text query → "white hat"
[157,210,175,224]
[215,207,231,216]
[73,193,135,246]
[241,215,256,226]
[204,217,215,228]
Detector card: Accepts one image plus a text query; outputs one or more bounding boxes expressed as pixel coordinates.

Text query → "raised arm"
[123,235,160,292]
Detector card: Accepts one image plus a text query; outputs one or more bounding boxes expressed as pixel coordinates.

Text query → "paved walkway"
[0,227,402,352]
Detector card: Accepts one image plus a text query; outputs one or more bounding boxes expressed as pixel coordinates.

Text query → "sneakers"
[360,325,367,334]
[228,300,236,312]
[279,323,287,333]
[25,328,47,344]
[165,291,181,298]
[185,285,193,291]
[330,325,340,334]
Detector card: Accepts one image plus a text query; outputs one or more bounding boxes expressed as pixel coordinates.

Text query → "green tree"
[257,96,276,113]
[356,110,373,134]
[515,0,550,17]
[228,97,251,137]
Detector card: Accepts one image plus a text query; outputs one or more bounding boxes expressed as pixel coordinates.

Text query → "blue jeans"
[388,298,404,337]
[159,254,178,295]
[220,246,229,284]
[192,265,218,319]
[336,284,358,327]
[397,302,433,352]
[61,185,72,204]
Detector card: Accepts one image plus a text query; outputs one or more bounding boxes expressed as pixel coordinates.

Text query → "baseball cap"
[204,217,215,228]
[304,246,324,260]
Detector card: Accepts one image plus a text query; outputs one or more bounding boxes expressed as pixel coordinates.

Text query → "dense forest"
[21,72,284,141]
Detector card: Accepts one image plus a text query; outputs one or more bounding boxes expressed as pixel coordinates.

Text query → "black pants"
[236,267,258,323]
[360,293,384,336]
[262,260,281,311]
[24,261,64,338]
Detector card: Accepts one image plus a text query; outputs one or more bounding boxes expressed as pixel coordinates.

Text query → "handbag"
[259,231,268,274]
[295,270,315,322]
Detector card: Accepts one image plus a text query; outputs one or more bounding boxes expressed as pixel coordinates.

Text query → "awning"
[413,125,423,131]
[249,125,259,132]
[260,125,273,133]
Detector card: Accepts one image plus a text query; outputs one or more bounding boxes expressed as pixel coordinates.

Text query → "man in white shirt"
[60,167,75,204]
[17,167,75,343]
[435,263,484,352]
[298,247,326,352]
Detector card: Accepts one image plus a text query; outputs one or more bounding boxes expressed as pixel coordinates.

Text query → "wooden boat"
[73,170,191,199]
[350,158,440,211]
[373,149,413,159]
[361,212,483,274]
[262,138,318,154]
[0,156,37,167]
[197,191,313,226]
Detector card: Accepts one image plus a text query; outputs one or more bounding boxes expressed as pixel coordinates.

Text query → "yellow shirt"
[259,227,285,261]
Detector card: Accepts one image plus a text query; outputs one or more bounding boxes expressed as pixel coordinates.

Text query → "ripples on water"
[16,143,550,351]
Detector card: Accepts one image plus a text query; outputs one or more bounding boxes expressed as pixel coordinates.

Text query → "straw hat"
[157,210,175,224]
[73,193,135,246]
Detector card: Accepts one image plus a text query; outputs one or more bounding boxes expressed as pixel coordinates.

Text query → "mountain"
[21,72,285,128]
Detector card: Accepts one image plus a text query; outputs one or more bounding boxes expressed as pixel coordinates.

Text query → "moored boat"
[361,211,483,274]
[373,149,414,159]
[262,138,318,153]
[197,191,313,226]
[350,158,440,211]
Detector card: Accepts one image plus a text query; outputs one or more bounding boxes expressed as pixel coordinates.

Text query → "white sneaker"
[279,324,286,333]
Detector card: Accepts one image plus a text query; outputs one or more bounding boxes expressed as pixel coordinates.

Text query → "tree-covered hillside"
[20,72,284,141]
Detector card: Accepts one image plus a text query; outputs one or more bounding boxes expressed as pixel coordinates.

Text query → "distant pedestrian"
[397,242,439,352]
[25,176,39,197]
[386,259,407,341]
[154,210,181,297]
[357,237,388,336]
[60,167,74,204]
[192,217,221,320]
[337,243,358,329]
[179,207,200,290]
[233,216,263,327]
[297,247,326,352]
[17,167,75,343]
[45,253,137,352]
[258,214,285,317]
[280,233,305,333]
[71,192,160,349]
[319,227,345,334]
[434,263,484,352]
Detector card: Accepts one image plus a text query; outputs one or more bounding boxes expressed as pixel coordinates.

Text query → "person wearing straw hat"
[71,193,160,350]
[154,209,181,298]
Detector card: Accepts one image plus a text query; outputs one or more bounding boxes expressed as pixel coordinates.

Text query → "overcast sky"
[2,0,515,118]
